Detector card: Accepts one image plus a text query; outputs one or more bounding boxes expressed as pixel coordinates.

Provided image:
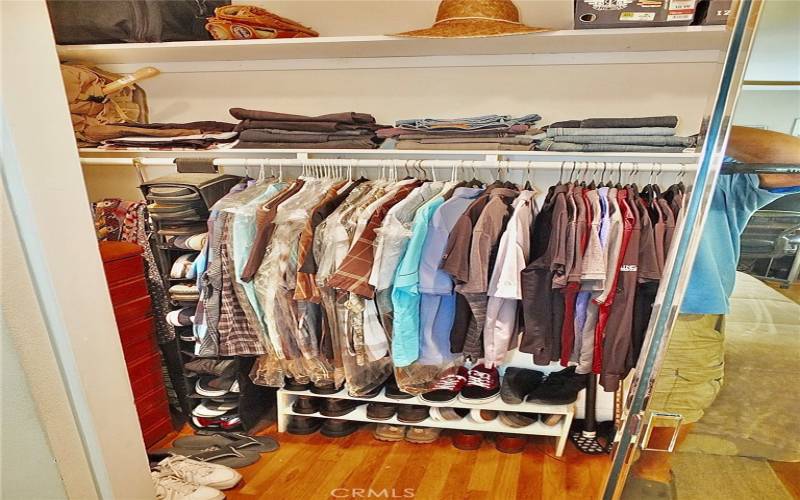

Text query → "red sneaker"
[418,367,469,405]
[458,364,500,404]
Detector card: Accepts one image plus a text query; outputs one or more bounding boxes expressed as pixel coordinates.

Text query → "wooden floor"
[155,423,610,500]
[765,281,800,304]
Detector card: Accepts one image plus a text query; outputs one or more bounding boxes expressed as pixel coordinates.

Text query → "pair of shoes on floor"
[502,366,588,405]
[373,424,441,444]
[286,416,362,438]
[419,364,501,405]
[152,455,241,500]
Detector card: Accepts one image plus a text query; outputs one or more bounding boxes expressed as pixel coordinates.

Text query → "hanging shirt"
[370,181,443,291]
[483,190,537,367]
[391,196,445,367]
[681,173,800,314]
[416,186,485,365]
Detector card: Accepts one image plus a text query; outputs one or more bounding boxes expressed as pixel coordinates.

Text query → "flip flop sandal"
[173,432,279,453]
[150,446,260,469]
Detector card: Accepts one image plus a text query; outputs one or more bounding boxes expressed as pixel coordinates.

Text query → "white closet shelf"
[79,148,701,165]
[57,26,728,70]
[276,388,577,456]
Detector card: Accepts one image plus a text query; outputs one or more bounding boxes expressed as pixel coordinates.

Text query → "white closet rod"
[80,157,693,172]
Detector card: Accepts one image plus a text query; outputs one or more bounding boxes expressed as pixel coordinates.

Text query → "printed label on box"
[620,11,656,21]
[667,13,694,20]
[669,0,695,9]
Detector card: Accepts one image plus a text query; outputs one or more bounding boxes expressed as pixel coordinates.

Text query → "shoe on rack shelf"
[385,376,414,400]
[366,402,398,421]
[405,426,441,444]
[320,398,360,417]
[397,404,430,424]
[353,383,383,399]
[374,423,406,442]
[152,471,224,500]
[499,411,539,428]
[193,400,240,418]
[192,414,241,430]
[155,455,241,490]
[196,376,236,397]
[310,382,340,395]
[458,364,500,404]
[320,419,362,438]
[418,367,469,405]
[468,409,498,424]
[291,396,320,415]
[284,377,312,392]
[287,416,323,435]
[541,414,564,426]
[526,366,588,405]
[430,407,469,422]
[500,367,545,405]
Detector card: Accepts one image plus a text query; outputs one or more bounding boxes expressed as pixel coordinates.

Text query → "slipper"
[173,432,279,453]
[150,446,260,469]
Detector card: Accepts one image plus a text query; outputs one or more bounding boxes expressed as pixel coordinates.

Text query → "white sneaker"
[157,455,242,490]
[152,471,224,500]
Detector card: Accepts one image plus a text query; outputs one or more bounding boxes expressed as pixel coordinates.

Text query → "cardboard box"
[575,0,700,29]
[694,0,732,25]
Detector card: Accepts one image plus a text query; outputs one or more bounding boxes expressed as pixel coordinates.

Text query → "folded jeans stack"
[91,121,238,150]
[536,116,696,153]
[231,108,384,149]
[380,114,544,151]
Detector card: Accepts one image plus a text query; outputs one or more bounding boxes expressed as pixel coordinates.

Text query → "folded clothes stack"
[87,121,238,150]
[379,114,544,151]
[536,115,696,153]
[230,108,384,149]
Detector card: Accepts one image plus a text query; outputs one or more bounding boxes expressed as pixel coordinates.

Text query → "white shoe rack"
[276,387,576,457]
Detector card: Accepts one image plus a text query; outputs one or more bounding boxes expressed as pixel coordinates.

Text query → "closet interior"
[43,0,740,496]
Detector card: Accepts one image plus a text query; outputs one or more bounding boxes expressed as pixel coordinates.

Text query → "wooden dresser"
[99,241,173,448]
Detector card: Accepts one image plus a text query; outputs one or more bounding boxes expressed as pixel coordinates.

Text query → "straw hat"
[392,0,549,38]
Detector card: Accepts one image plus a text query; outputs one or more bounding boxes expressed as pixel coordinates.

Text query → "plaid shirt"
[217,216,267,356]
[327,182,420,298]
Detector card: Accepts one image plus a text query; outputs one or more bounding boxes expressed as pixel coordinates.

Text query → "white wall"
[1,316,68,500]
[745,0,800,82]
[734,89,800,133]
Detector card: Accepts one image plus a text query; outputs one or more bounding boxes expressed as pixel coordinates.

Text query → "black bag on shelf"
[47,0,231,44]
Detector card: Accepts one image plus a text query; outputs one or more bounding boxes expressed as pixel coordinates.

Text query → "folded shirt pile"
[379,114,544,151]
[166,306,196,327]
[87,121,238,150]
[230,108,384,149]
[536,115,696,153]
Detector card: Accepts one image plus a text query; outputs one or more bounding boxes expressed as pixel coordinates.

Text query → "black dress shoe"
[526,366,588,405]
[385,377,414,400]
[310,382,341,395]
[284,377,312,392]
[320,419,361,438]
[366,402,398,420]
[397,405,429,423]
[292,396,320,415]
[500,368,545,405]
[287,416,322,435]
[355,384,383,399]
[320,398,360,417]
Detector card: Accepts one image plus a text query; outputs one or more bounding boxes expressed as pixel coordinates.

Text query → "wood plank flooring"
[154,423,610,500]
